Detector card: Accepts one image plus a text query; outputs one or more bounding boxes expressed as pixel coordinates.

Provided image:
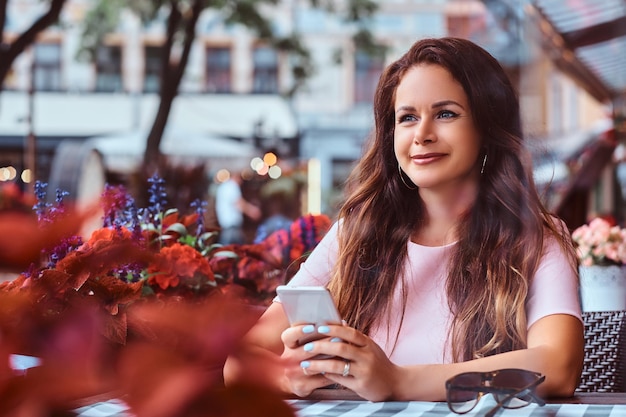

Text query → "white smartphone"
[276,285,342,347]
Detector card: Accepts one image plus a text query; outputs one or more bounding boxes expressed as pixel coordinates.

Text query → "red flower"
[148,243,215,290]
[85,226,133,248]
[288,214,331,262]
[162,211,198,230]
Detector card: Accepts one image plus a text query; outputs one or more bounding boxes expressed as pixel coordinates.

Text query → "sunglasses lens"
[492,370,537,409]
[494,394,531,409]
[492,369,536,388]
[447,373,482,413]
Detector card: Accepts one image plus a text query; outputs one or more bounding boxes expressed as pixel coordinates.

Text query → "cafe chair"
[577,310,626,392]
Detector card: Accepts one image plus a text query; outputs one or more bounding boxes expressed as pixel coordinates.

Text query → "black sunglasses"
[445,368,545,417]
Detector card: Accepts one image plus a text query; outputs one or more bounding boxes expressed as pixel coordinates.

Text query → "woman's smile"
[411,153,447,165]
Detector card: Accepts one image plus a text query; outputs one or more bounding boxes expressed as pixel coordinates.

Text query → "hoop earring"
[480,154,488,175]
[398,164,417,190]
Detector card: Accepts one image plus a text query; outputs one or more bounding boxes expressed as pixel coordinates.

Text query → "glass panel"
[354,51,384,104]
[253,46,278,93]
[95,45,123,92]
[144,45,163,93]
[206,46,232,93]
[33,43,61,92]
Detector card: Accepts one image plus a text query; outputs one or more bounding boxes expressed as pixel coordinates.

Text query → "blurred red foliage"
[0,181,331,414]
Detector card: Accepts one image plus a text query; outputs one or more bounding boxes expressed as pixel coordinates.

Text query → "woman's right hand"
[281,323,404,402]
[280,324,341,397]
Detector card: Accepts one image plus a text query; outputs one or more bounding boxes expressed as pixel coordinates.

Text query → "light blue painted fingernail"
[318,325,330,334]
[304,342,314,352]
[302,325,315,334]
[301,361,310,369]
[330,337,342,343]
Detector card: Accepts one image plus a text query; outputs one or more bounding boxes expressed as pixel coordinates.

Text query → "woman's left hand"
[299,324,402,402]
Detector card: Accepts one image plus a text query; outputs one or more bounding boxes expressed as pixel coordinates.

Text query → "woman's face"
[393,64,482,193]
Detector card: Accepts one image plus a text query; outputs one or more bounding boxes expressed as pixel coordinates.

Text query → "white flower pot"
[579,265,626,312]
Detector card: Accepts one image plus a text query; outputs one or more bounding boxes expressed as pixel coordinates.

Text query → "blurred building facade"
[0,0,619,223]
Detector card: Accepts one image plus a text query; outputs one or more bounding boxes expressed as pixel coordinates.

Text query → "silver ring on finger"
[303,366,309,376]
[342,360,351,377]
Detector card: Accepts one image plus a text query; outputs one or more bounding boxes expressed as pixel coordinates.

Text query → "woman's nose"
[413,120,436,144]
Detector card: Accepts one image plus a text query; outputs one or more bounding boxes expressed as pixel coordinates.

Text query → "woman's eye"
[398,114,417,123]
[438,110,458,119]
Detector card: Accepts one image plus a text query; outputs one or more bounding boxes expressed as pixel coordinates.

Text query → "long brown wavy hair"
[327,37,577,362]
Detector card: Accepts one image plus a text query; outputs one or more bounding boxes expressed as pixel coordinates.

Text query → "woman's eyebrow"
[395,105,415,114]
[432,99,465,110]
[395,100,466,114]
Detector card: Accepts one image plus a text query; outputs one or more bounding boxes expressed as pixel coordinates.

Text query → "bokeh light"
[21,169,32,183]
[268,165,282,179]
[263,152,277,167]
[0,166,17,181]
[215,168,230,183]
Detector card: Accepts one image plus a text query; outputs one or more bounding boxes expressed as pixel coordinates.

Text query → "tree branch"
[0,0,66,88]
[2,0,65,66]
[0,0,7,44]
[172,0,203,86]
[159,0,181,91]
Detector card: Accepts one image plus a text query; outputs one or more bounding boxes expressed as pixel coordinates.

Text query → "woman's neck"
[413,184,477,246]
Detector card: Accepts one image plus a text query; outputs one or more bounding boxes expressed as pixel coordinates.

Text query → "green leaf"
[199,231,218,241]
[212,251,239,259]
[164,208,179,217]
[165,223,189,235]
[179,235,197,246]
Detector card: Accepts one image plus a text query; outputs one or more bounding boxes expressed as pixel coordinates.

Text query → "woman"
[224,37,583,402]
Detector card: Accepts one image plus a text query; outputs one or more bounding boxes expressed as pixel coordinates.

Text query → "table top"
[300,387,626,404]
[75,391,626,417]
[290,398,626,416]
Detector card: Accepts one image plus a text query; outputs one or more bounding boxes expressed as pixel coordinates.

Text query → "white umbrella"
[88,127,260,173]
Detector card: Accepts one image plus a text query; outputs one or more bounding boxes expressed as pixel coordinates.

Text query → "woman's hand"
[281,323,402,401]
[280,324,337,397]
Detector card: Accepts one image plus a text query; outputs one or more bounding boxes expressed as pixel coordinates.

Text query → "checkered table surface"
[76,396,626,417]
[289,398,626,416]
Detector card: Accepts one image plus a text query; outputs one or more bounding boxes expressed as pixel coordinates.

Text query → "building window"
[33,42,62,92]
[95,45,123,92]
[144,45,162,93]
[205,46,232,93]
[252,46,278,94]
[354,51,384,104]
[445,0,487,39]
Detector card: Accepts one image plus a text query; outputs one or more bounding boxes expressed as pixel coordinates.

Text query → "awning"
[530,0,626,101]
[87,128,260,174]
[531,119,614,208]
[0,91,299,140]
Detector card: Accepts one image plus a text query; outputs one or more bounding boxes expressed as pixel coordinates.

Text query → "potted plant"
[572,217,626,312]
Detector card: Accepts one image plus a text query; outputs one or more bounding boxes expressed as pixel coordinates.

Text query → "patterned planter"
[579,265,626,312]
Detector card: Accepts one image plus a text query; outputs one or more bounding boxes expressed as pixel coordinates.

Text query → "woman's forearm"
[393,314,584,401]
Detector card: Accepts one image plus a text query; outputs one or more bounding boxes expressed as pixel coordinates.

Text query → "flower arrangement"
[572,217,626,266]
[1,175,331,341]
[0,175,331,415]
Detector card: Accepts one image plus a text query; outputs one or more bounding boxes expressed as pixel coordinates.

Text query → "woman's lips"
[411,153,445,165]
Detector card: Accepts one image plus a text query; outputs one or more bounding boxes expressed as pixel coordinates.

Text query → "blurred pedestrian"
[215,170,261,245]
[254,192,293,244]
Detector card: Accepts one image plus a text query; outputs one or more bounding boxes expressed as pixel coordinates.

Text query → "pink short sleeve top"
[281,221,581,365]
